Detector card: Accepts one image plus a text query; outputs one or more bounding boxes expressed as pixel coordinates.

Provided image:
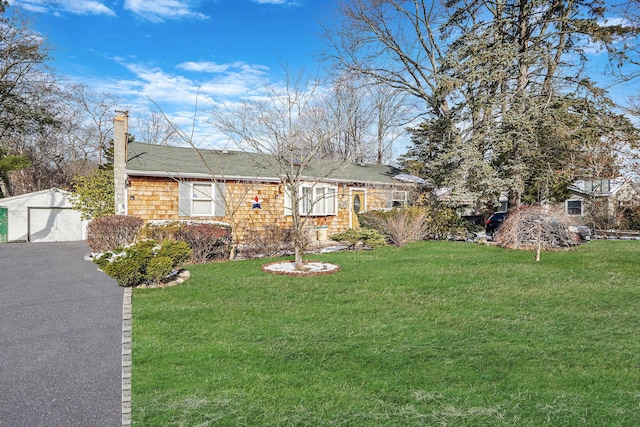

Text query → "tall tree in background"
[321,73,374,163]
[63,83,123,166]
[432,0,639,208]
[325,0,639,210]
[0,4,128,196]
[133,111,180,146]
[0,2,60,196]
[0,2,54,140]
[320,73,414,164]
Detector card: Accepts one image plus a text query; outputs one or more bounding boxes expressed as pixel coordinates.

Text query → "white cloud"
[251,0,301,5]
[88,58,274,147]
[8,0,47,13]
[123,0,208,23]
[64,0,115,15]
[177,61,231,73]
[177,60,269,77]
[112,59,270,107]
[11,0,116,16]
[123,63,202,105]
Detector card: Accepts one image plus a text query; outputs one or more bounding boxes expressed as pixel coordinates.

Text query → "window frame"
[178,181,225,217]
[287,183,338,217]
[566,199,583,216]
[191,182,216,216]
[390,190,408,207]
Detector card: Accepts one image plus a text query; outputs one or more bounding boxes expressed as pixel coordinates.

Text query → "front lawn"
[132,240,640,426]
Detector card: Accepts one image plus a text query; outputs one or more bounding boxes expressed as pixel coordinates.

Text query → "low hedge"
[140,221,232,263]
[87,215,144,253]
[95,240,191,287]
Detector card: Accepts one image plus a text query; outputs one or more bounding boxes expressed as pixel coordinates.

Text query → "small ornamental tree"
[212,68,343,270]
[495,205,581,261]
[70,168,115,220]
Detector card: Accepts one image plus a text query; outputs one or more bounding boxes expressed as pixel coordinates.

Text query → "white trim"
[126,169,281,183]
[0,187,70,203]
[285,183,339,217]
[566,199,583,216]
[390,189,408,207]
[190,182,217,217]
[125,169,415,187]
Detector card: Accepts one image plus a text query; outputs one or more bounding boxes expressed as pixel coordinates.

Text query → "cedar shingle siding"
[123,142,414,243]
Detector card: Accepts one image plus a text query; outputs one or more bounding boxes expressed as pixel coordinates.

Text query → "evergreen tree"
[405,0,639,208]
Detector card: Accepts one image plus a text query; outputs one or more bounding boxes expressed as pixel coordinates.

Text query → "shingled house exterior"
[565,177,640,224]
[113,111,419,244]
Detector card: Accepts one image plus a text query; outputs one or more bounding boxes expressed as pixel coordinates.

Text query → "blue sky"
[7,0,639,155]
[9,0,335,145]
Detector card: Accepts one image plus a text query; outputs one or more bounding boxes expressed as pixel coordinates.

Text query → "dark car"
[486,212,507,236]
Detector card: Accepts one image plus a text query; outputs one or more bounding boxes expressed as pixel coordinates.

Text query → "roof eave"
[125,169,412,187]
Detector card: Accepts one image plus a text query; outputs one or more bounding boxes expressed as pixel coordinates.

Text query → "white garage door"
[29,208,83,242]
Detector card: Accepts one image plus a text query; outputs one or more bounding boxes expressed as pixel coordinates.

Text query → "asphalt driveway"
[0,241,123,427]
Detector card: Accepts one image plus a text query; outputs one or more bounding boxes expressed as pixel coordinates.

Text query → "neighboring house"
[0,188,88,243]
[113,112,419,243]
[565,178,640,221]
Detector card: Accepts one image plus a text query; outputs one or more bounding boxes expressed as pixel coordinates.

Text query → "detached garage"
[0,188,88,243]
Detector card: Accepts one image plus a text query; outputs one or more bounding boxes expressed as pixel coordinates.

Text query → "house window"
[288,184,337,216]
[178,181,225,217]
[192,183,214,215]
[567,200,582,216]
[391,190,408,207]
[302,185,336,215]
[584,179,610,194]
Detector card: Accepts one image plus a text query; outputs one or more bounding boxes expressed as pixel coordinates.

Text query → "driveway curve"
[0,241,123,427]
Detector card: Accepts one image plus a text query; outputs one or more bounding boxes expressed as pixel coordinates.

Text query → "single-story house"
[565,177,640,220]
[113,111,420,243]
[0,188,88,243]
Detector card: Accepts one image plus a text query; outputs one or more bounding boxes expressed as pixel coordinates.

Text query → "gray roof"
[126,142,409,186]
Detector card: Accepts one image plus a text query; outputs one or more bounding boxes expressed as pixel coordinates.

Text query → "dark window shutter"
[214,182,226,216]
[178,181,191,216]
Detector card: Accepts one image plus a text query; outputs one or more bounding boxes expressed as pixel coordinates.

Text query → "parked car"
[486,212,507,236]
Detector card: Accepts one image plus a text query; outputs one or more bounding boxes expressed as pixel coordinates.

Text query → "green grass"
[132,240,640,426]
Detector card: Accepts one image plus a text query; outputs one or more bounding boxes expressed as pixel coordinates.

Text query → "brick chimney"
[113,110,128,215]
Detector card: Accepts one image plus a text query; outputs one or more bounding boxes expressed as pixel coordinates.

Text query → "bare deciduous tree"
[321,73,414,165]
[495,206,581,261]
[322,0,444,110]
[133,111,180,146]
[211,69,340,270]
[62,83,123,165]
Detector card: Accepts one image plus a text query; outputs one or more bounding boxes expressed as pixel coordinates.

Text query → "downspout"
[113,110,129,215]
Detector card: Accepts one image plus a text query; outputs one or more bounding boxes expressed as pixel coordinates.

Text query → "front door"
[351,190,365,228]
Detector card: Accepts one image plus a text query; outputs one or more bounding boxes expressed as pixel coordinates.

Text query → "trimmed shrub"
[95,239,191,287]
[146,256,174,285]
[621,206,640,231]
[175,223,231,263]
[139,221,184,241]
[140,221,232,264]
[87,215,143,253]
[241,223,295,259]
[331,228,386,250]
[358,206,479,244]
[156,239,193,266]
